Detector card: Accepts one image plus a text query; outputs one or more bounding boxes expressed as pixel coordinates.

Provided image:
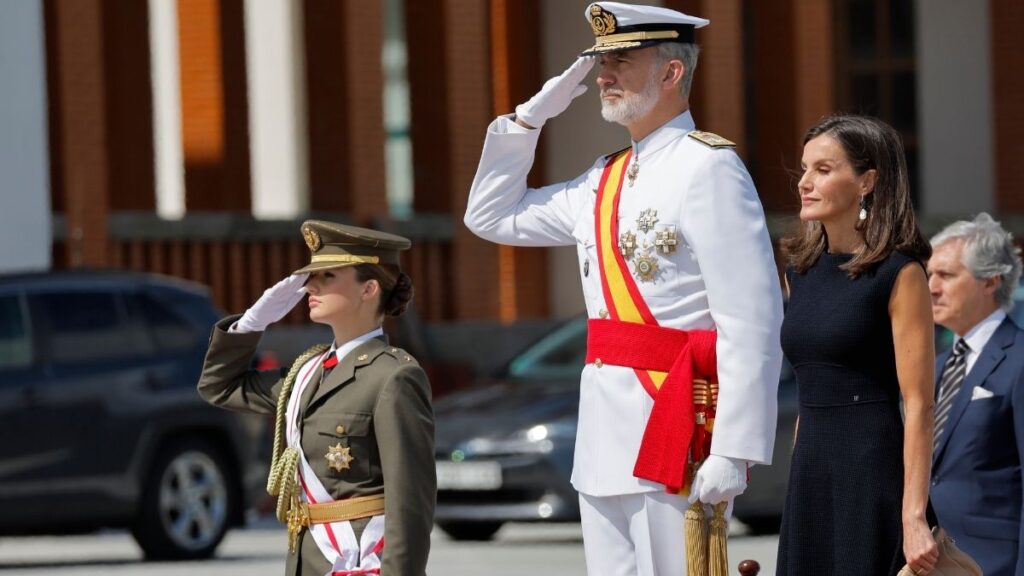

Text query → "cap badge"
[326,443,354,472]
[302,226,322,252]
[589,4,617,37]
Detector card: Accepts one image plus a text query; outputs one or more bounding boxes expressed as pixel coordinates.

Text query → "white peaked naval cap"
[581,2,710,56]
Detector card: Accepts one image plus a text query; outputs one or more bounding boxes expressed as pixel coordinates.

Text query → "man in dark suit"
[928,213,1024,576]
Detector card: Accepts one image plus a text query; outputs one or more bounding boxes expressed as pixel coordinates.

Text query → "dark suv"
[0,270,266,559]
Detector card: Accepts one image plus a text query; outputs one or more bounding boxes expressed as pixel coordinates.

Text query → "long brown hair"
[782,114,930,277]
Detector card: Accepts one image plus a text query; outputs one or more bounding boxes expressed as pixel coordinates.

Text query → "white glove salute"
[688,454,748,506]
[514,57,595,129]
[232,273,309,333]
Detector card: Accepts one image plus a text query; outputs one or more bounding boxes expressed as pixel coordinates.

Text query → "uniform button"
[595,358,604,368]
[599,309,608,319]
[336,425,345,434]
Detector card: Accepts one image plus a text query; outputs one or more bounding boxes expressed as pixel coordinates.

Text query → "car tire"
[132,438,237,560]
[437,520,504,541]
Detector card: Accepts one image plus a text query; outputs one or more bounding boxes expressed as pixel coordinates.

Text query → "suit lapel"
[933,318,1014,463]
[307,337,388,411]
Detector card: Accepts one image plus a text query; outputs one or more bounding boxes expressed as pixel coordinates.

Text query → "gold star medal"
[325,443,354,472]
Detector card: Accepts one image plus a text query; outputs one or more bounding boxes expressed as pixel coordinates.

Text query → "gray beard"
[600,75,660,125]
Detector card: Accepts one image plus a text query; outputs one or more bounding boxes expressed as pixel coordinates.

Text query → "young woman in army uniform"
[198,220,435,576]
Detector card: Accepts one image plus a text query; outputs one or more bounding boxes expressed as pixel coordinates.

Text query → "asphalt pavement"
[0,520,779,575]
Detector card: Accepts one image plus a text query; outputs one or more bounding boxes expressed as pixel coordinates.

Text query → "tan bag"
[897,526,983,576]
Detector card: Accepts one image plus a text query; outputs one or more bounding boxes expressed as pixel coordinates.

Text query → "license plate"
[436,461,502,490]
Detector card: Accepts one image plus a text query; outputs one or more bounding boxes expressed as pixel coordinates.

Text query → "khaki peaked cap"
[294,220,411,275]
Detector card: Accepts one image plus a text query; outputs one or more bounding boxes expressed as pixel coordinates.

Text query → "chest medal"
[326,443,354,472]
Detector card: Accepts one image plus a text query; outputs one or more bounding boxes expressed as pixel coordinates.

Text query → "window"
[32,291,151,363]
[0,295,32,369]
[128,293,196,352]
[508,318,588,381]
[836,0,919,203]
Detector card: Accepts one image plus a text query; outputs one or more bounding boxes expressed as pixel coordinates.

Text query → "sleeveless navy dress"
[776,250,919,575]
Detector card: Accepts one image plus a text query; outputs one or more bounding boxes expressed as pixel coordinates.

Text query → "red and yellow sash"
[591,149,719,492]
[593,149,666,397]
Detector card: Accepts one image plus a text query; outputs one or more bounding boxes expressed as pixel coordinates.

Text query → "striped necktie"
[934,338,970,450]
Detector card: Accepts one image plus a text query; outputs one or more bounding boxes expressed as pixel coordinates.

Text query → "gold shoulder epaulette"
[604,145,631,160]
[687,131,736,148]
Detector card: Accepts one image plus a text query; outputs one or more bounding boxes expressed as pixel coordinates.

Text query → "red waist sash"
[585,318,718,492]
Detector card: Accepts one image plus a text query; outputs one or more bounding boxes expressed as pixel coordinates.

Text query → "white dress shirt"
[465,110,784,496]
[957,308,1007,375]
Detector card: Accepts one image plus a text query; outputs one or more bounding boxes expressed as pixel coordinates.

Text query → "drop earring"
[858,196,868,221]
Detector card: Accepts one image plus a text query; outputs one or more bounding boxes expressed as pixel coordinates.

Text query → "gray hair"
[931,212,1023,310]
[654,42,700,99]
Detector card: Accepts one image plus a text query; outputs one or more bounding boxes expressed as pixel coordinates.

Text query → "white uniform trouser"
[579,491,687,576]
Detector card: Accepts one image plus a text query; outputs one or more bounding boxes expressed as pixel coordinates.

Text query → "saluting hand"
[514,57,595,129]
[232,273,309,333]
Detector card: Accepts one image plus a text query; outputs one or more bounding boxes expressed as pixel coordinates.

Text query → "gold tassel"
[708,502,729,576]
[685,500,709,576]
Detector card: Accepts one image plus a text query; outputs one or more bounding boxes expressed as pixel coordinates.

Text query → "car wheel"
[132,438,237,560]
[437,521,504,541]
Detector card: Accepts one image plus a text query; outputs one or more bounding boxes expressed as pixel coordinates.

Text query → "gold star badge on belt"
[326,443,354,472]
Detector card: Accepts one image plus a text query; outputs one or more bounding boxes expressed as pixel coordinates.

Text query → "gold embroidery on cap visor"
[310,254,381,265]
[589,4,617,36]
[584,30,682,54]
[303,227,322,251]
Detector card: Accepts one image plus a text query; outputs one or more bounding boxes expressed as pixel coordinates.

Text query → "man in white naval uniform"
[464,3,783,575]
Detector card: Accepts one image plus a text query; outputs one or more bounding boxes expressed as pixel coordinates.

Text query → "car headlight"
[461,421,576,456]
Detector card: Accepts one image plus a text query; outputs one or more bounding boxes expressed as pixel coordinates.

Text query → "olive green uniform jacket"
[197,316,435,576]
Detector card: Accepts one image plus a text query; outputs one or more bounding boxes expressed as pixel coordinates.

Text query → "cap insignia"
[589,5,617,37]
[302,226,322,252]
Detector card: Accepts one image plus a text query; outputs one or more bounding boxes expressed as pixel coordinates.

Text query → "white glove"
[514,57,594,128]
[687,455,748,505]
[232,273,308,333]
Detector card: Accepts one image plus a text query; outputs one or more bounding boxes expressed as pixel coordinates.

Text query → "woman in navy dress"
[776,115,939,575]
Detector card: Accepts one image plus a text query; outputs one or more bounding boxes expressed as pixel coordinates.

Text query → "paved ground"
[0,521,778,575]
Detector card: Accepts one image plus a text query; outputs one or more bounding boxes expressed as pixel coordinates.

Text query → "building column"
[178,0,251,212]
[917,0,994,219]
[303,0,386,220]
[792,0,834,142]
[991,0,1024,215]
[445,0,500,320]
[48,0,109,267]
[150,0,186,219]
[691,0,746,157]
[244,0,308,219]
[0,0,51,273]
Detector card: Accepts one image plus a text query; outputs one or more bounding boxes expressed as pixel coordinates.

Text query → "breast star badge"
[325,443,354,472]
[636,209,659,234]
[619,230,637,259]
[633,250,660,282]
[654,225,678,255]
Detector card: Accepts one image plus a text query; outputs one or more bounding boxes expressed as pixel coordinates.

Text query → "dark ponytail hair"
[354,264,414,317]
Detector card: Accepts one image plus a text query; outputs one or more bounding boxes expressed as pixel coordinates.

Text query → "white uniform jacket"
[464,110,784,497]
